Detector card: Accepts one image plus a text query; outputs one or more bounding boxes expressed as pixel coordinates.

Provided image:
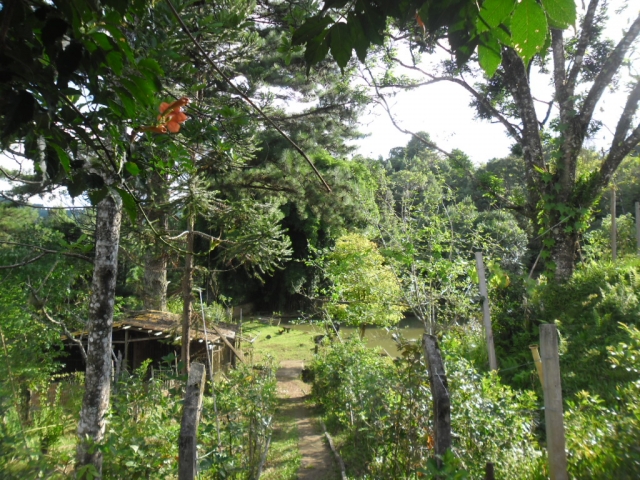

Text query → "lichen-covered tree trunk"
[76,195,122,476]
[143,173,169,311]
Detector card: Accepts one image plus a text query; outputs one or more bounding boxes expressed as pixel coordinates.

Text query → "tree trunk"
[76,194,123,476]
[181,217,194,373]
[551,229,578,282]
[358,324,366,339]
[143,173,169,311]
[143,250,168,311]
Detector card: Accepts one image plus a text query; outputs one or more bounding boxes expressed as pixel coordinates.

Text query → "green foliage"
[99,357,277,479]
[563,324,640,477]
[292,0,575,74]
[583,213,638,262]
[311,334,545,478]
[321,233,406,333]
[442,336,544,478]
[530,259,640,400]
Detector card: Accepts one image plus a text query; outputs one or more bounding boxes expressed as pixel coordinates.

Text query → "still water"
[283,316,425,357]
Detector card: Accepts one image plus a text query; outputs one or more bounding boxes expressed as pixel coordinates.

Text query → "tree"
[321,233,405,337]
[294,0,640,281]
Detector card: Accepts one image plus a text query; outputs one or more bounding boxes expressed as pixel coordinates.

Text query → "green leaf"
[511,0,548,63]
[106,51,123,76]
[348,13,370,62]
[358,3,385,46]
[329,22,353,70]
[114,187,138,222]
[50,144,71,174]
[543,0,576,29]
[125,162,140,176]
[88,187,108,206]
[292,15,333,45]
[478,0,516,29]
[304,32,331,74]
[90,32,113,51]
[115,88,137,118]
[478,43,502,77]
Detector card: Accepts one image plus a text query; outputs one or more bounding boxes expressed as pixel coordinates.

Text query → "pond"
[282,316,425,357]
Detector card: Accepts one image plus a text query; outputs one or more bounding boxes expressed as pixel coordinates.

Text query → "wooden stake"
[178,362,206,480]
[540,325,568,480]
[422,334,451,466]
[611,188,617,262]
[474,252,497,371]
[529,345,544,386]
[636,202,640,255]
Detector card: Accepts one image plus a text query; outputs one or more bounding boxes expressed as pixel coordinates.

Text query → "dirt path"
[275,360,337,480]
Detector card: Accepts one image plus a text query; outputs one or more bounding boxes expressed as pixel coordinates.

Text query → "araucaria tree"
[293,0,640,280]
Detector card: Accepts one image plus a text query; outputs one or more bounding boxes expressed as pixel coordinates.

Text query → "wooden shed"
[62,310,238,376]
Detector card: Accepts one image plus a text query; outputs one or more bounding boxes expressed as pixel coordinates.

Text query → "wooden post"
[611,188,617,262]
[123,330,129,371]
[178,362,206,480]
[422,334,451,466]
[540,325,568,480]
[635,202,640,255]
[474,252,497,371]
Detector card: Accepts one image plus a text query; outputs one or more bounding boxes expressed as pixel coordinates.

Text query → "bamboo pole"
[540,325,568,480]
[474,252,497,371]
[529,345,544,386]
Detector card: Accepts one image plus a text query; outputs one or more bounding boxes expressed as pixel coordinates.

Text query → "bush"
[311,334,545,479]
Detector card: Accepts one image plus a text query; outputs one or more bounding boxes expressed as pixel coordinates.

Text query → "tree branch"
[165,0,332,193]
[566,0,601,95]
[43,307,87,363]
[387,56,523,142]
[0,242,93,263]
[579,12,640,135]
[0,252,46,269]
[365,67,454,158]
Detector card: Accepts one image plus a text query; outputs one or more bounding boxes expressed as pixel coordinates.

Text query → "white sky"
[353,0,639,165]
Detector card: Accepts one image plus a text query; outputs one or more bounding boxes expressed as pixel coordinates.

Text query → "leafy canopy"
[323,233,405,330]
[292,0,576,76]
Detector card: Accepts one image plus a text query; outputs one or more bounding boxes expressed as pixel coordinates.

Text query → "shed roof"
[68,310,236,345]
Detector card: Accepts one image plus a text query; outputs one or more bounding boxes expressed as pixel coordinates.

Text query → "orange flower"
[157,97,190,133]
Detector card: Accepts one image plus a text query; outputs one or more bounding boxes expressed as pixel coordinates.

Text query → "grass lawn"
[240,321,322,364]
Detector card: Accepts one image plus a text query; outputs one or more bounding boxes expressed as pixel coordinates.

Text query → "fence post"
[540,325,568,480]
[474,252,497,371]
[611,188,617,261]
[636,202,640,255]
[179,362,206,480]
[422,334,451,467]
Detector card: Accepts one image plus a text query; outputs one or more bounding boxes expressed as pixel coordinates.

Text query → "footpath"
[267,360,338,480]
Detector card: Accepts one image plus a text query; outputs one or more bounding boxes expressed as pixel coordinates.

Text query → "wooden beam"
[207,323,244,364]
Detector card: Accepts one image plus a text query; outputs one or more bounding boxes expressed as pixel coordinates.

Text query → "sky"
[353,0,639,165]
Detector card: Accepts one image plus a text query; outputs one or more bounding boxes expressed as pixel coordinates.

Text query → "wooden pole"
[178,362,206,480]
[540,325,568,480]
[474,252,498,371]
[422,334,451,466]
[635,202,640,255]
[611,188,617,262]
